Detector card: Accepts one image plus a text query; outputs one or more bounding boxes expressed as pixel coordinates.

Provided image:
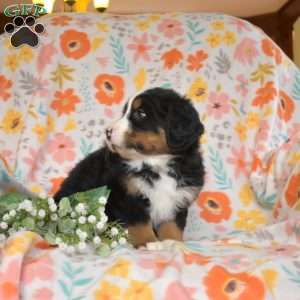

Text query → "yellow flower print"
[206,33,222,48]
[30,184,43,194]
[32,124,47,143]
[5,54,19,72]
[106,258,131,278]
[211,20,225,30]
[239,184,254,207]
[47,115,55,132]
[2,232,37,256]
[19,46,34,62]
[261,269,278,294]
[223,31,236,45]
[94,281,121,300]
[149,15,161,22]
[64,118,77,131]
[288,152,300,166]
[235,122,247,141]
[1,109,24,134]
[124,280,153,300]
[134,68,147,92]
[187,77,208,102]
[97,22,109,32]
[234,209,267,232]
[246,112,260,129]
[136,20,151,31]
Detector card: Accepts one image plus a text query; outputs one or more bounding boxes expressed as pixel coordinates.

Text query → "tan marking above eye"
[132,97,142,110]
[125,129,170,155]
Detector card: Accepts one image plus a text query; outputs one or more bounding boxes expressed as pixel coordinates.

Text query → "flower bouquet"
[0,186,128,256]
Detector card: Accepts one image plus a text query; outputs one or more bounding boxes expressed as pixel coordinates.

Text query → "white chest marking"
[127,158,197,227]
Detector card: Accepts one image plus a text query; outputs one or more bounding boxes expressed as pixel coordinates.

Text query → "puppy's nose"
[105,128,112,140]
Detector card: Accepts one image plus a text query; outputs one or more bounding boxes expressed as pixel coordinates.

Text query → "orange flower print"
[51,89,80,116]
[187,50,208,71]
[252,81,277,108]
[203,265,265,300]
[94,74,124,106]
[278,90,295,122]
[197,191,232,223]
[262,38,282,64]
[51,15,72,26]
[0,75,12,101]
[0,260,19,300]
[184,252,211,265]
[161,48,183,69]
[60,29,91,59]
[285,173,300,208]
[49,176,65,196]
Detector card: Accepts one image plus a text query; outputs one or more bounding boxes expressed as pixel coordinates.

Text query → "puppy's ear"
[166,99,204,152]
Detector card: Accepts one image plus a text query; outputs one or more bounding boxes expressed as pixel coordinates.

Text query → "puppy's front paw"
[127,223,158,248]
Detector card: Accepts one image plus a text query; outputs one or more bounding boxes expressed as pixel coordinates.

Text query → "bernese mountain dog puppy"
[54,88,205,247]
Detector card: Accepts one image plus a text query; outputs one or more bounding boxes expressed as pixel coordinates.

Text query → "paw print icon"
[4,16,45,48]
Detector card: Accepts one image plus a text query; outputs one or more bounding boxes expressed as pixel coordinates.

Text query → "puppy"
[54,88,205,247]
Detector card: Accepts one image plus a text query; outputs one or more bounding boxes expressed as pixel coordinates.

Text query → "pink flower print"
[234,38,259,65]
[227,146,250,177]
[206,91,231,119]
[230,19,250,33]
[96,56,109,68]
[164,281,196,300]
[23,148,40,181]
[235,74,249,97]
[127,33,153,63]
[33,287,53,300]
[47,133,76,164]
[22,255,54,284]
[0,260,20,300]
[220,254,252,271]
[158,19,184,39]
[138,256,180,276]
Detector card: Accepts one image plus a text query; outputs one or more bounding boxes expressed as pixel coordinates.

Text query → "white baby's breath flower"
[0,222,8,230]
[2,214,10,221]
[49,204,57,212]
[9,210,16,217]
[78,242,87,251]
[76,229,82,236]
[31,209,37,216]
[50,214,58,221]
[75,203,85,214]
[98,196,107,205]
[55,237,62,244]
[125,229,129,235]
[23,199,32,206]
[118,237,127,245]
[18,203,25,210]
[38,209,46,219]
[79,231,88,241]
[98,207,105,214]
[93,236,101,245]
[8,228,15,235]
[96,222,104,230]
[37,221,45,227]
[39,192,47,199]
[111,241,118,248]
[102,215,108,223]
[110,227,119,236]
[47,197,55,206]
[88,215,96,224]
[78,216,86,224]
[71,212,77,218]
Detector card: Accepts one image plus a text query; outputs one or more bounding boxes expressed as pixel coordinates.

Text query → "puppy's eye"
[133,109,147,121]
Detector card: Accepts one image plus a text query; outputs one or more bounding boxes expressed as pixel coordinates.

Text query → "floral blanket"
[1,12,300,299]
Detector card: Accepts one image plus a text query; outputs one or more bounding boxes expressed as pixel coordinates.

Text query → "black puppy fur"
[54,88,205,244]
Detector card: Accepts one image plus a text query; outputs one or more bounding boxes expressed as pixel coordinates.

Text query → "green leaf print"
[186,20,205,47]
[292,72,300,101]
[110,36,129,74]
[208,146,232,190]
